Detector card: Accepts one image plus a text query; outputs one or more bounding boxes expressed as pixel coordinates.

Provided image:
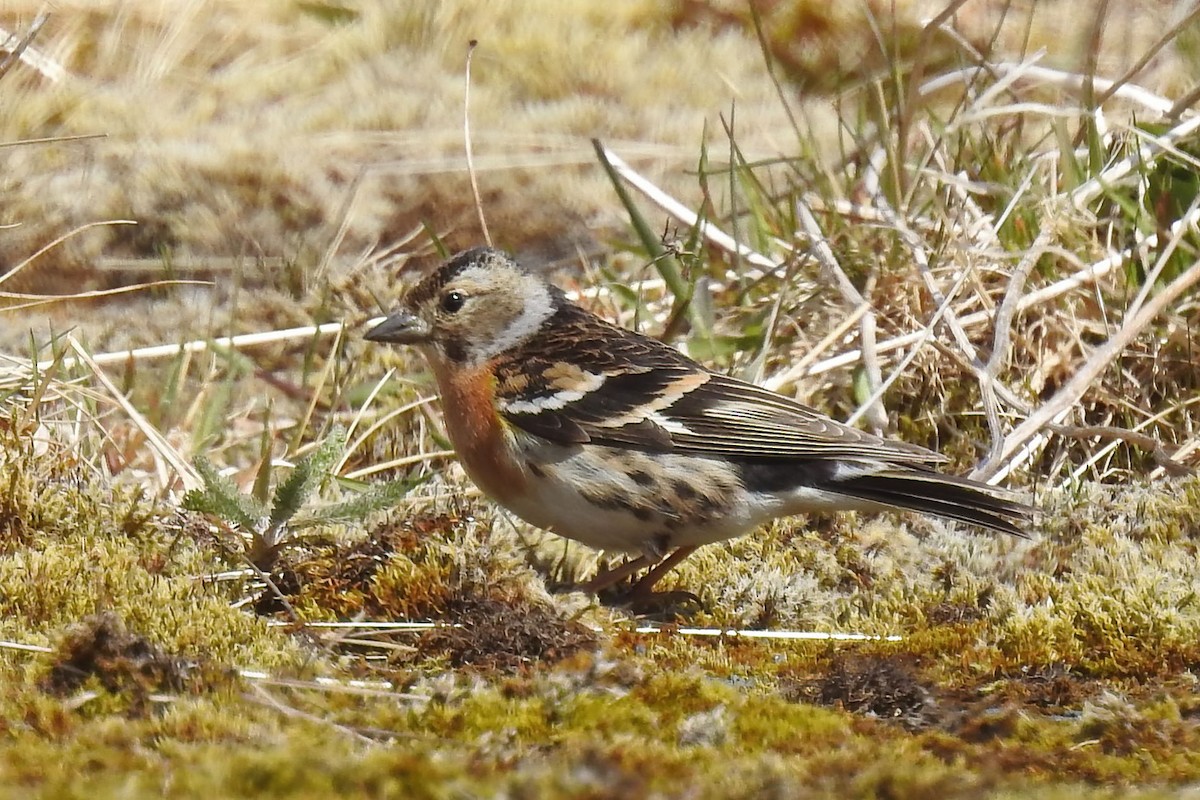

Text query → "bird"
[365,247,1033,602]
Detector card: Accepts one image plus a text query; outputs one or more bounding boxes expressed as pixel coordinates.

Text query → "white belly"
[462,430,889,558]
[487,436,767,555]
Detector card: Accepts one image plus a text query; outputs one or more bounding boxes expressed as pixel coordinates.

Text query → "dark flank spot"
[697,493,725,514]
[685,484,728,515]
[672,480,698,501]
[629,469,656,488]
[649,531,673,557]
[631,506,654,522]
[583,490,629,512]
[528,462,546,479]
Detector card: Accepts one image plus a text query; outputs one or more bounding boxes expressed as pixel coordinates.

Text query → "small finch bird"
[365,248,1032,600]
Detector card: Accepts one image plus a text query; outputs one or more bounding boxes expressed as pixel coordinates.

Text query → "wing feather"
[492,304,943,466]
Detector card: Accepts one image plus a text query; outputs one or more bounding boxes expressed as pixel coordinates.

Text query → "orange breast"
[435,363,529,504]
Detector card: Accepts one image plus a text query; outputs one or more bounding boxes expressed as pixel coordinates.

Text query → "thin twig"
[594,141,779,276]
[1152,436,1200,479]
[1054,423,1195,478]
[794,199,886,432]
[464,40,492,247]
[242,556,301,622]
[977,256,1200,481]
[67,337,201,491]
[975,225,1053,475]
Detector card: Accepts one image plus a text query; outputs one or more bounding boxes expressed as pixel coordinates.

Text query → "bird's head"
[365,248,560,369]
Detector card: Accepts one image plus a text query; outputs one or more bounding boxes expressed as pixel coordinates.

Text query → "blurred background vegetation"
[2,1,1200,797]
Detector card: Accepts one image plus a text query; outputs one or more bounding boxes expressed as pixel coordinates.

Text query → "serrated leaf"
[184,456,265,530]
[268,427,347,530]
[291,475,427,529]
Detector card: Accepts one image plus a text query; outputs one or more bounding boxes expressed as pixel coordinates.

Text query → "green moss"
[4,3,1200,793]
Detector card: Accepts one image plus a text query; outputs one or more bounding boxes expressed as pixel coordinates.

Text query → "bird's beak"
[364,310,431,344]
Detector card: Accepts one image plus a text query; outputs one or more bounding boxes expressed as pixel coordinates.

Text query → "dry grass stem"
[794,199,886,431]
[1,280,210,312]
[976,226,1054,471]
[844,254,977,431]
[762,301,871,391]
[922,59,1179,116]
[1070,110,1200,208]
[464,40,492,248]
[595,140,779,276]
[66,336,200,491]
[338,392,438,473]
[1055,423,1195,479]
[343,449,455,480]
[981,257,1200,481]
[33,321,347,372]
[245,682,379,745]
[0,220,135,289]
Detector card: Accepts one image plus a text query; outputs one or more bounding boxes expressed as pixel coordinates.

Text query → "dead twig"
[978,256,1200,481]
[1050,423,1195,477]
[794,199,886,433]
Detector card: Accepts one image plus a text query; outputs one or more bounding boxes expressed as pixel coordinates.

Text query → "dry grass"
[3,1,1200,797]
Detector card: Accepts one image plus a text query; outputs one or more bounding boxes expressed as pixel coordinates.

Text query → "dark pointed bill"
[365,311,431,344]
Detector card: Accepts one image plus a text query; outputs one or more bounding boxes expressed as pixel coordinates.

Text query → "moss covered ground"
[3,2,1200,797]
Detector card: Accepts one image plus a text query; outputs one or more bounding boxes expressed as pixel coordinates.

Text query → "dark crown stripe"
[407,247,499,306]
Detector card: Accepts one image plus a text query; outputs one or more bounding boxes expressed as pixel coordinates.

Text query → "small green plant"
[183,426,419,569]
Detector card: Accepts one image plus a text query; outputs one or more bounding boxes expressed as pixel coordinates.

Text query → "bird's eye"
[440,290,466,314]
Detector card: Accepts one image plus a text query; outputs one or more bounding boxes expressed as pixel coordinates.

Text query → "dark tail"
[832,469,1033,537]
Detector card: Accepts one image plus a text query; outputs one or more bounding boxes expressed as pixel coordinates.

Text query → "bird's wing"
[492,307,944,465]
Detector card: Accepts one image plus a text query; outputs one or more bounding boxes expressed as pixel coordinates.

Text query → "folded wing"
[492,305,943,466]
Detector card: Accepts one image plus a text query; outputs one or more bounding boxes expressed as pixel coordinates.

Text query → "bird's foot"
[607,586,706,620]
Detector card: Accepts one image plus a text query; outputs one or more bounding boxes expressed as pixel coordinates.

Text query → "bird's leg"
[581,553,658,595]
[625,545,699,600]
[582,546,704,618]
